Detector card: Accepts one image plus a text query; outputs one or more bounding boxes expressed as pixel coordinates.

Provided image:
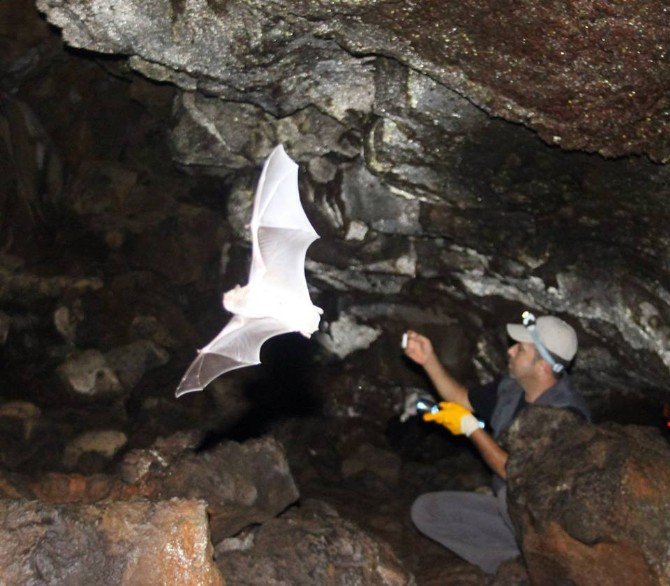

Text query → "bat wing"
[174,315,291,398]
[248,145,318,301]
[176,145,321,398]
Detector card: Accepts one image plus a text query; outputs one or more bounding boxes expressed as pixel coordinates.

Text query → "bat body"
[175,145,322,398]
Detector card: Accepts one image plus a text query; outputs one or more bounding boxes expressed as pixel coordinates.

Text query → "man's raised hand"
[403,330,436,366]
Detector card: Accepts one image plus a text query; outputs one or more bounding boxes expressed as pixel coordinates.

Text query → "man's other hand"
[423,402,480,436]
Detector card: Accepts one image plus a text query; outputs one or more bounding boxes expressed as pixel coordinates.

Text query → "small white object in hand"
[401,332,408,349]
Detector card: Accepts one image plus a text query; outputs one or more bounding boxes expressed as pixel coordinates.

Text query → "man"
[404,312,590,574]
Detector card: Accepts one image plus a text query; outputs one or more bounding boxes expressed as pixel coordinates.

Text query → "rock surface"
[63,429,128,470]
[2,2,670,583]
[24,0,670,417]
[0,498,223,585]
[36,0,670,162]
[216,499,413,586]
[32,432,300,543]
[504,407,670,585]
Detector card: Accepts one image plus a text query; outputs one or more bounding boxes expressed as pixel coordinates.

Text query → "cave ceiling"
[1,0,669,422]
[35,0,670,161]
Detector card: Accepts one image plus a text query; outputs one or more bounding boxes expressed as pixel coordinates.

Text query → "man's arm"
[404,330,508,477]
[403,330,473,410]
[469,429,508,479]
[422,402,509,478]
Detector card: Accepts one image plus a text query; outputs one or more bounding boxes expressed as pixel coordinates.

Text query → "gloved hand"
[423,402,481,436]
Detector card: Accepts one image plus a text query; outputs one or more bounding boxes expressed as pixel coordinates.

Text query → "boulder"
[0,498,223,585]
[57,349,123,397]
[32,432,299,543]
[216,499,413,585]
[341,442,401,486]
[0,401,41,442]
[63,429,128,470]
[504,407,670,585]
[57,341,169,397]
[104,340,169,390]
[133,435,300,542]
[0,401,43,469]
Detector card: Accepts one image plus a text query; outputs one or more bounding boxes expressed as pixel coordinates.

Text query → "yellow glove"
[423,402,481,436]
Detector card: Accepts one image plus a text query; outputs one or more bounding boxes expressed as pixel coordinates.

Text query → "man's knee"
[411,492,437,532]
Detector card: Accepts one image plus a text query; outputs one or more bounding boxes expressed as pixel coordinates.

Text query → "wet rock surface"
[504,407,670,585]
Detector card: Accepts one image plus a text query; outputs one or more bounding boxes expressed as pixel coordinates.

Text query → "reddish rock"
[30,433,299,542]
[31,472,126,503]
[491,558,531,586]
[0,498,223,585]
[504,407,670,585]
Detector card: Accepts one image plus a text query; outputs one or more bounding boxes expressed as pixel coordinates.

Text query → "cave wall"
[1,0,669,452]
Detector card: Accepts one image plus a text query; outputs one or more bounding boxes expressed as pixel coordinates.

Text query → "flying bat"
[175,145,322,398]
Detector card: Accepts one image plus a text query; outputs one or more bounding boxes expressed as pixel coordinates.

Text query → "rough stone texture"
[36,0,669,162]
[216,499,413,586]
[329,1,670,162]
[57,349,124,397]
[31,433,300,543]
[341,442,401,485]
[1,4,669,581]
[315,313,382,359]
[0,498,224,585]
[4,0,670,429]
[270,415,498,585]
[104,340,169,390]
[26,0,670,418]
[0,257,103,305]
[504,407,670,585]
[136,435,301,542]
[491,559,531,586]
[63,429,128,469]
[55,341,168,406]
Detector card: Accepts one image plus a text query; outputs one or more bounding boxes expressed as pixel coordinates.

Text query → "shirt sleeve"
[468,378,501,422]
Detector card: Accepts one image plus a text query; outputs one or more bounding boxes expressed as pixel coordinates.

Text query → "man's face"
[507,341,540,381]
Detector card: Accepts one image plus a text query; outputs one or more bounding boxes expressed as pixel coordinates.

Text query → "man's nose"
[508,344,517,357]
